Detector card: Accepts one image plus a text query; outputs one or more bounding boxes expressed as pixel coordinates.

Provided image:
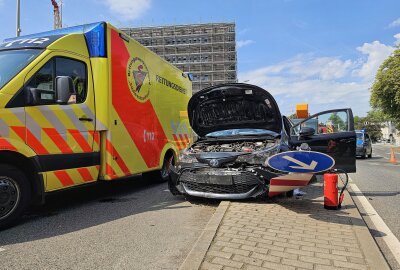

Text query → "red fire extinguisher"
[324,169,348,210]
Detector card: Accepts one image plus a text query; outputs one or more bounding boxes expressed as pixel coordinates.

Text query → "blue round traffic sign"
[266,151,335,173]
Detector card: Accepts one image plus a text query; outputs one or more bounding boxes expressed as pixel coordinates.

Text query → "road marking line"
[366,163,398,167]
[0,248,5,252]
[348,179,400,266]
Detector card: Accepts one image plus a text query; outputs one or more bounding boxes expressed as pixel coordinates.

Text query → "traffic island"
[181,179,389,270]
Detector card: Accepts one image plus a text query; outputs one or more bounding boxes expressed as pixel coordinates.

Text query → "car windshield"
[206,129,278,137]
[356,132,364,140]
[0,49,41,90]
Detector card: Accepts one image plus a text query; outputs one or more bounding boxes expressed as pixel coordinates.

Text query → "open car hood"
[188,83,282,137]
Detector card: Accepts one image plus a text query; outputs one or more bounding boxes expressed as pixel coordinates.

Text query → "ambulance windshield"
[0,49,41,90]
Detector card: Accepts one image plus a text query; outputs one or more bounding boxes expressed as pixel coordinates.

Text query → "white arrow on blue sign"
[266,151,335,173]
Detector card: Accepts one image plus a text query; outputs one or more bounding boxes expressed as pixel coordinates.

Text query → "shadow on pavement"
[367,156,384,160]
[0,175,218,245]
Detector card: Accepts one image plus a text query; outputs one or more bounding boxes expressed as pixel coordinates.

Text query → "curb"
[344,187,391,269]
[179,201,230,270]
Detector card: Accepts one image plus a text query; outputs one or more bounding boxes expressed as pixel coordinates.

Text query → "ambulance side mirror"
[55,76,75,104]
[299,127,315,139]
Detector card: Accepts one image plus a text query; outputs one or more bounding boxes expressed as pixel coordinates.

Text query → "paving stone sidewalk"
[199,180,389,270]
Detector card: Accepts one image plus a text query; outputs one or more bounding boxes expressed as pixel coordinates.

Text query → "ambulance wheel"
[143,154,174,183]
[0,164,31,230]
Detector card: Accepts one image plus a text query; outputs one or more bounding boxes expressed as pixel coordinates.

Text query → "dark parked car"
[168,83,356,199]
[356,130,372,158]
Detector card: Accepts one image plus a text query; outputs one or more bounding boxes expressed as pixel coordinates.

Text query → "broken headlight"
[178,149,197,163]
[236,144,280,165]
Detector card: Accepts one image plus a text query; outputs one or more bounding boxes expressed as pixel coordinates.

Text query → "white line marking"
[348,179,400,266]
[365,163,398,167]
[0,248,5,252]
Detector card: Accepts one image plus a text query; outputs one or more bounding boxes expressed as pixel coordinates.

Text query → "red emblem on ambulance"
[127,57,151,102]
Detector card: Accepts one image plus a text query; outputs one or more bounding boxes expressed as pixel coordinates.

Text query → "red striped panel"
[111,147,130,175]
[89,131,100,146]
[183,134,189,143]
[0,138,17,151]
[270,179,309,187]
[105,139,130,175]
[106,163,117,179]
[11,126,49,154]
[54,171,74,186]
[43,128,73,153]
[68,129,92,152]
[111,30,168,168]
[77,168,94,182]
[268,192,283,197]
[172,134,183,150]
[178,134,188,148]
[105,138,113,153]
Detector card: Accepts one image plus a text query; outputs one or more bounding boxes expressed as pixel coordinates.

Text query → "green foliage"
[371,48,400,122]
[288,112,297,119]
[354,116,364,130]
[354,110,384,141]
[328,112,346,130]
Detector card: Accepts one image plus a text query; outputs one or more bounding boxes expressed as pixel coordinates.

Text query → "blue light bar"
[3,22,107,57]
[84,23,106,57]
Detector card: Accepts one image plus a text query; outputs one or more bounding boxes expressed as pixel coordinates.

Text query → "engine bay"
[190,140,276,153]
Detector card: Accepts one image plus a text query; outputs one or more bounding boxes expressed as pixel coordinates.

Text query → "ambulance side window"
[27,57,87,105]
[29,61,54,92]
[27,60,55,104]
[56,58,87,103]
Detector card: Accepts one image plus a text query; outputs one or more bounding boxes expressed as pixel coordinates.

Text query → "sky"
[0,0,399,116]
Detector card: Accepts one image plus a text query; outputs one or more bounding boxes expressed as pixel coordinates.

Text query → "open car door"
[289,108,356,173]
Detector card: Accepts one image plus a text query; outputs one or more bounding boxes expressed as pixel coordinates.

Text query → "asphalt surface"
[350,143,400,269]
[0,176,217,270]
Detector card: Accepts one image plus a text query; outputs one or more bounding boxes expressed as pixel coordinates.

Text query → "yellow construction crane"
[51,0,62,29]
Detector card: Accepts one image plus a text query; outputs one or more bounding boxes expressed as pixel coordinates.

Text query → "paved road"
[0,176,217,270]
[350,143,400,269]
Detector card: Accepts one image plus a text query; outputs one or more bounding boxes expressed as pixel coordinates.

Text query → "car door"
[289,108,356,173]
[22,53,99,190]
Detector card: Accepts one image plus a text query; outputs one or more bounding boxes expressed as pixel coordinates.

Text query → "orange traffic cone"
[389,148,397,164]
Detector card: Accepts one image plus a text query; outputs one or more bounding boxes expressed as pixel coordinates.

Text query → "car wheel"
[142,154,174,183]
[168,178,181,196]
[0,164,31,230]
[286,190,294,198]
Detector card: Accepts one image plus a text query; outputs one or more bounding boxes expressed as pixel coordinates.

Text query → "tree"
[328,112,346,131]
[287,112,297,119]
[353,110,384,141]
[371,48,400,124]
[354,116,364,130]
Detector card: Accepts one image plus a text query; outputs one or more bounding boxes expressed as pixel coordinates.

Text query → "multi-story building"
[121,22,237,93]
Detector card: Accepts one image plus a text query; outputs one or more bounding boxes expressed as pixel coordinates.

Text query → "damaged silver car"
[168,83,356,199]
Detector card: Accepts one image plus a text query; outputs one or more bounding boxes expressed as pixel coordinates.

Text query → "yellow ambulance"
[0,22,192,228]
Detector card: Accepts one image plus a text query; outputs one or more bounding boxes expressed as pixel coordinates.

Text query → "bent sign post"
[266,151,335,174]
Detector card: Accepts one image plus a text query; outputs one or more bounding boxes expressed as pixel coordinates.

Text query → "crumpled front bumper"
[169,163,275,199]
